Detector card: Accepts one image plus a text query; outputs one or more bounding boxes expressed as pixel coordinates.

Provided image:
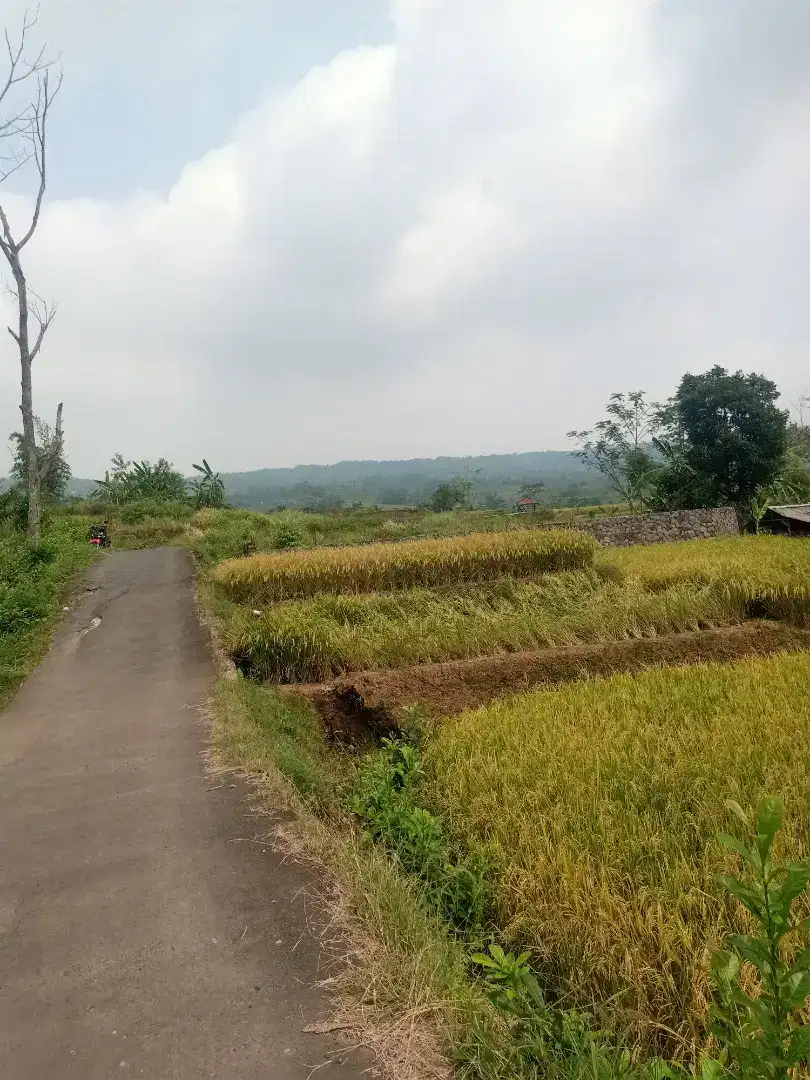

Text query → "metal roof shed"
[763,504,810,535]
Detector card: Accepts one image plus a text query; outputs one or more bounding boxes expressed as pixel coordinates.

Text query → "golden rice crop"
[211,528,598,604]
[224,573,743,682]
[423,652,810,1054]
[603,535,810,621]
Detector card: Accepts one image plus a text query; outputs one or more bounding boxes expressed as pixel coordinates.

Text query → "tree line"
[567,367,808,523]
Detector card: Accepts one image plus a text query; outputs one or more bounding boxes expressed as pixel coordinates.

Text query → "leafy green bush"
[0,487,29,531]
[118,499,194,524]
[272,521,304,550]
[0,517,96,706]
[467,944,670,1080]
[352,738,489,932]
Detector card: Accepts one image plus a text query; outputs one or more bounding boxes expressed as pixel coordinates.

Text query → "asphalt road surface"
[0,548,370,1079]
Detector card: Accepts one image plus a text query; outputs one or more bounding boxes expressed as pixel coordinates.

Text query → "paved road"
[0,548,369,1079]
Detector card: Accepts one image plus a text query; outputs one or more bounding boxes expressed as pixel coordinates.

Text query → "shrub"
[352,739,489,933]
[118,499,194,524]
[272,521,304,550]
[705,796,810,1079]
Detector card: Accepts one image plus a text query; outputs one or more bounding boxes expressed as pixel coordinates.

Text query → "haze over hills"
[56,451,612,509]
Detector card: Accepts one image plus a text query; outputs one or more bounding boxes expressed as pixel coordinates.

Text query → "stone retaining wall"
[558,506,739,547]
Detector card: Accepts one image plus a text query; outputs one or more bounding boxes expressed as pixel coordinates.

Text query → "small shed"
[516,496,537,513]
[763,504,810,536]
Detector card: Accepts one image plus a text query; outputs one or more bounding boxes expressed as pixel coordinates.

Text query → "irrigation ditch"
[288,621,810,744]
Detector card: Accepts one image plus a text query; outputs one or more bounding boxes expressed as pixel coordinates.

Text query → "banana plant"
[191,459,226,508]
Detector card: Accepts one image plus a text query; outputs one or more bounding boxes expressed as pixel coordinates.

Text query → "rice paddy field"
[222,573,744,682]
[203,525,810,1059]
[211,527,597,603]
[422,653,810,1051]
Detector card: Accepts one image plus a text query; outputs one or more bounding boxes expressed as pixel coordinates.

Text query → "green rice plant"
[211,529,598,604]
[421,652,810,1056]
[221,573,743,682]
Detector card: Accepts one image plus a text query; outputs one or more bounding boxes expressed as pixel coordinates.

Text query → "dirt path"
[0,548,370,1079]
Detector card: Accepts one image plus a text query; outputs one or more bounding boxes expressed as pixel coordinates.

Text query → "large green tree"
[653,366,788,510]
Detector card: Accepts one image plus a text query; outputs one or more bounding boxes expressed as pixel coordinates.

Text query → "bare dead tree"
[0,10,62,539]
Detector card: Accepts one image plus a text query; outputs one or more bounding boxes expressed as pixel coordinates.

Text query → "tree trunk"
[14,267,42,540]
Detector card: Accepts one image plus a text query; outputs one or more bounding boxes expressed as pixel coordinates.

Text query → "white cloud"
[0,0,808,475]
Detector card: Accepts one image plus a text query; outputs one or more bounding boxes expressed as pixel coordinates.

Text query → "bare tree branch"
[17,68,61,249]
[27,286,56,362]
[0,9,49,112]
[0,9,61,539]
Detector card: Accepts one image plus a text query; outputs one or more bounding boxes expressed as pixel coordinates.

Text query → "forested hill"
[38,450,612,509]
[218,451,611,509]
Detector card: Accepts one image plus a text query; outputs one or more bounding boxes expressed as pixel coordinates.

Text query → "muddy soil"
[291,622,810,744]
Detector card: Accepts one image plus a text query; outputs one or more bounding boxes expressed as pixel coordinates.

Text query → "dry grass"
[222,573,743,683]
[423,651,810,1055]
[211,529,598,604]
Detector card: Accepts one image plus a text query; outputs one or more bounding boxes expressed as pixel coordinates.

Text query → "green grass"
[220,572,743,682]
[0,517,98,708]
[60,500,635,561]
[422,651,810,1055]
[214,678,350,811]
[210,676,493,1079]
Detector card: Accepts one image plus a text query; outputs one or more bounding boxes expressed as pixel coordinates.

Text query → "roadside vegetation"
[0,515,96,707]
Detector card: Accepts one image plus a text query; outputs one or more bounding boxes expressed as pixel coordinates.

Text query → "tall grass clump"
[223,573,743,682]
[211,528,598,604]
[421,652,810,1055]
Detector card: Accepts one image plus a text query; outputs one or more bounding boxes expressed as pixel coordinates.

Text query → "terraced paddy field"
[205,530,810,1061]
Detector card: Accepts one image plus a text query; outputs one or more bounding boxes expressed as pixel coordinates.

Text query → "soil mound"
[293,622,810,744]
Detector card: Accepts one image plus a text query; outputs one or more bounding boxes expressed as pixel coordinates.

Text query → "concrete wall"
[561,507,739,547]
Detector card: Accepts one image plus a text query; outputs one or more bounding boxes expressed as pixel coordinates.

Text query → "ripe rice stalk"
[603,535,810,621]
[422,652,810,1055]
[211,528,598,604]
[221,573,744,682]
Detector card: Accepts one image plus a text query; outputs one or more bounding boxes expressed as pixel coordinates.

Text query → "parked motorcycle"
[89,523,111,549]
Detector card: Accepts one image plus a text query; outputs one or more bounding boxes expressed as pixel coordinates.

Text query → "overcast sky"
[0,0,809,477]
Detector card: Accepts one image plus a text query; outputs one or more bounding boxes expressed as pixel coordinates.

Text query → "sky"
[0,0,809,477]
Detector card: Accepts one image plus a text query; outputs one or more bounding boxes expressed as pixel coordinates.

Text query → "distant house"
[763,504,810,536]
[516,496,537,513]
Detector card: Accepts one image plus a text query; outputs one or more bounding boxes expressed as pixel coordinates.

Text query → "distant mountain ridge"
[9,450,612,509]
[218,450,609,509]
